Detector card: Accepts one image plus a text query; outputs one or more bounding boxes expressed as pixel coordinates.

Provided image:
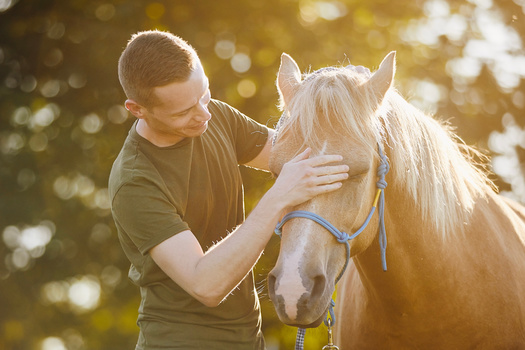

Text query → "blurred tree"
[0,0,523,349]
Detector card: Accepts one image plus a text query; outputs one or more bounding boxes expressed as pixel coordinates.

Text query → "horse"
[267,51,525,349]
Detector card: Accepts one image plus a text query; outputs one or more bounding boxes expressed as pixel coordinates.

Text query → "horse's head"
[268,52,395,327]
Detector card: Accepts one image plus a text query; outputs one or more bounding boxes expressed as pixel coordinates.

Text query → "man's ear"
[125,99,146,119]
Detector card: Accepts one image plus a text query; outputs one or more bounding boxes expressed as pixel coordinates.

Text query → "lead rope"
[275,144,389,350]
[294,328,306,350]
[377,145,389,271]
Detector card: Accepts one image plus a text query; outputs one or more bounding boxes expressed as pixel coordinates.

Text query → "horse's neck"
[337,188,525,349]
[351,186,525,314]
[352,193,445,312]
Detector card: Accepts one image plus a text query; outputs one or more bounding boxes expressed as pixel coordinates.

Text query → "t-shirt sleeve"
[235,115,269,164]
[210,100,270,164]
[111,180,190,255]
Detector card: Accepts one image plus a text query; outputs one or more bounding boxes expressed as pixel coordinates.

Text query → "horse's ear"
[368,51,396,100]
[277,53,301,106]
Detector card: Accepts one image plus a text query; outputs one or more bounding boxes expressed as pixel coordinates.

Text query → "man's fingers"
[287,149,345,168]
[273,150,350,208]
[313,182,343,194]
[314,172,349,185]
[313,164,349,177]
[305,154,344,167]
[290,148,312,163]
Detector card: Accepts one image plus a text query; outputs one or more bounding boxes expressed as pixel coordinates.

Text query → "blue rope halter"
[274,144,390,350]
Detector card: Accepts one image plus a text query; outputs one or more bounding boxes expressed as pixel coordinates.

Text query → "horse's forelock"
[276,67,383,155]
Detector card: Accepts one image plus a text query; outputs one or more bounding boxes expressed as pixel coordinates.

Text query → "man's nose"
[195,104,211,121]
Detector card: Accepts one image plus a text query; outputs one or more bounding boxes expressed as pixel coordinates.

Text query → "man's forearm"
[191,190,286,306]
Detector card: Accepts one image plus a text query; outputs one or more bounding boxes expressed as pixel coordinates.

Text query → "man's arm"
[150,148,349,307]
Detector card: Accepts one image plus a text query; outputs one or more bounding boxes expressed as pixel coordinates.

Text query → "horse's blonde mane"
[276,67,494,238]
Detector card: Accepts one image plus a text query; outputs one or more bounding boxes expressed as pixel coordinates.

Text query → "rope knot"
[376,178,388,189]
[376,151,390,190]
[336,232,350,243]
[323,299,337,327]
[377,162,388,176]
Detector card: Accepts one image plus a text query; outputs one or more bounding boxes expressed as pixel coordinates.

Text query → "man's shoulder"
[108,136,160,199]
[208,99,246,121]
[209,98,233,111]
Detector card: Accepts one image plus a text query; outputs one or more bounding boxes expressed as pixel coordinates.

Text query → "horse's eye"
[348,173,366,181]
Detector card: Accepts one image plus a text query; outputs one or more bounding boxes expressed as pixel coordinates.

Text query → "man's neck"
[135,119,184,147]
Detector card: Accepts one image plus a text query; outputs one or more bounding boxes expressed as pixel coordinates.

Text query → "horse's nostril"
[310,274,327,300]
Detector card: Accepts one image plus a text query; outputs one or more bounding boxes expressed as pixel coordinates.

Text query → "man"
[109,30,349,349]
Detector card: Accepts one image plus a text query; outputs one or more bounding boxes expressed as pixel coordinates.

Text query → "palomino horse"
[268,52,525,349]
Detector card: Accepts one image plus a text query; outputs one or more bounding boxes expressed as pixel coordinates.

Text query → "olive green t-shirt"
[109,99,269,349]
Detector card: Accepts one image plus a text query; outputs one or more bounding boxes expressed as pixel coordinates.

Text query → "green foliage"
[0,0,524,349]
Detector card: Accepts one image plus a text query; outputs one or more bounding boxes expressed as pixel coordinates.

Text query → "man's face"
[142,62,212,145]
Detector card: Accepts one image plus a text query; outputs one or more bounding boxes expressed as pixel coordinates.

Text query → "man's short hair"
[118,30,199,108]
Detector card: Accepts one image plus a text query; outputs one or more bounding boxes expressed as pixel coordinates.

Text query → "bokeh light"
[68,275,101,312]
[0,0,18,12]
[230,53,251,73]
[41,337,67,350]
[237,79,257,98]
[95,4,116,21]
[214,39,236,60]
[2,222,55,271]
[489,114,525,202]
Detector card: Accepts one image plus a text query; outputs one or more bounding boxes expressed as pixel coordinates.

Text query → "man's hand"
[269,148,349,209]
